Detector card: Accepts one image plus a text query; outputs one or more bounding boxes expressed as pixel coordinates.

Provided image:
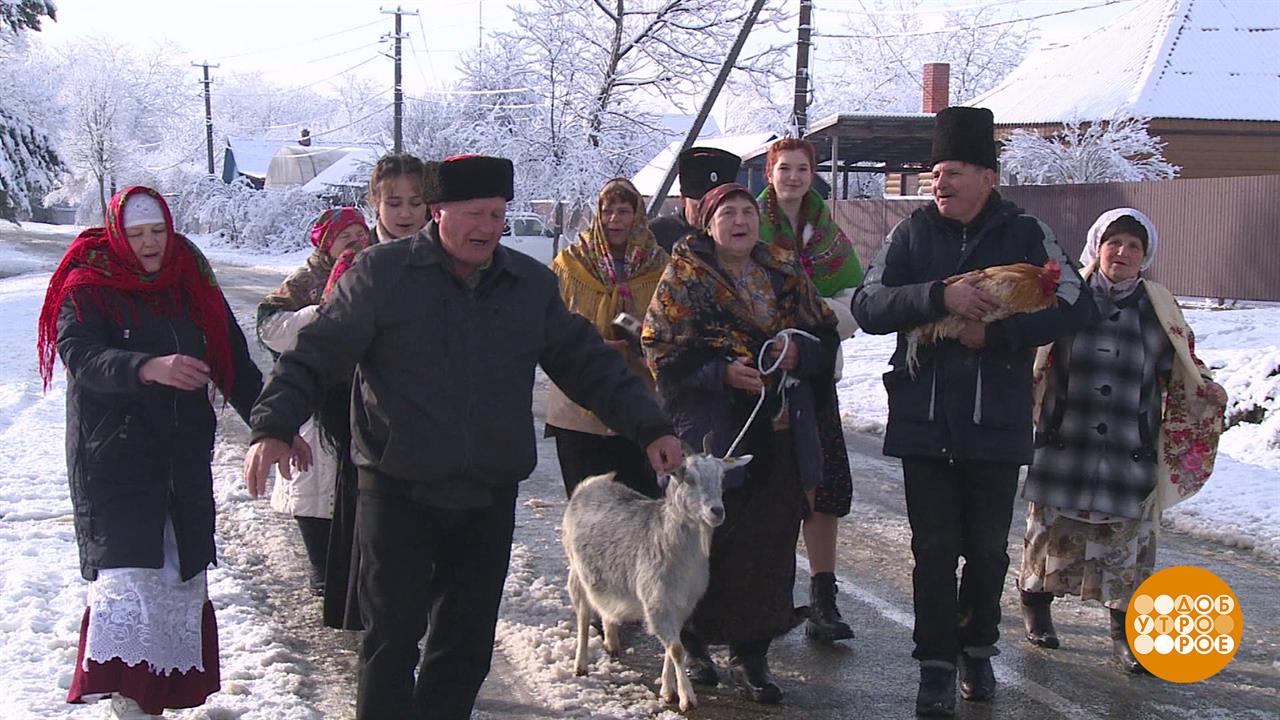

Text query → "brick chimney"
[922,63,950,114]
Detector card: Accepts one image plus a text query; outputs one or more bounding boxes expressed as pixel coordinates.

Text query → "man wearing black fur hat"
[244,154,684,719]
[852,108,1094,717]
[649,146,741,253]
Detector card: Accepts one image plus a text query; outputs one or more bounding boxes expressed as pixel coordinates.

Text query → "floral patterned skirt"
[1018,501,1158,610]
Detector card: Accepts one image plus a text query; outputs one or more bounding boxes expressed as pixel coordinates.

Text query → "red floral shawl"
[37,186,235,393]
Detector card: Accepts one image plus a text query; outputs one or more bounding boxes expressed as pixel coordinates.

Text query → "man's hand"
[139,354,210,390]
[957,319,987,349]
[646,434,684,474]
[243,438,293,498]
[943,281,1002,321]
[290,433,313,473]
[725,360,764,393]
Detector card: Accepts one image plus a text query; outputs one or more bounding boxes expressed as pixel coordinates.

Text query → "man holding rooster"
[852,106,1095,718]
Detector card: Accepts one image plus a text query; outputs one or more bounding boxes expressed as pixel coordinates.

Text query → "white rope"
[724,328,821,458]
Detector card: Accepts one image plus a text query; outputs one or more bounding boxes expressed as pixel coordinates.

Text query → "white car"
[501,212,559,264]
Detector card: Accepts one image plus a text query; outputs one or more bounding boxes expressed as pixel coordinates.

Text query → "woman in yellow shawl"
[546,178,670,498]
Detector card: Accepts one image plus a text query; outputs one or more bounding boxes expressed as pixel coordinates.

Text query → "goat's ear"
[681,439,697,458]
[721,454,753,469]
[665,467,687,485]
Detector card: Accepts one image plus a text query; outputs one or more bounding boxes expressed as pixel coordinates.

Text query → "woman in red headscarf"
[37,186,277,718]
[257,207,370,601]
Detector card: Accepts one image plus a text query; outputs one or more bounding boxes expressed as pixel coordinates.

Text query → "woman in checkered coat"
[1016,208,1227,674]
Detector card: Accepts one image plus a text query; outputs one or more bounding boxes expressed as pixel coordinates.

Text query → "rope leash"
[724,328,820,457]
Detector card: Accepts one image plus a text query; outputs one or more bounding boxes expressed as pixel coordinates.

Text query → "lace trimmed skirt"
[67,518,220,714]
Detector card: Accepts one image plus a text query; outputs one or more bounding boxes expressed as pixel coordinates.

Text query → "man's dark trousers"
[355,487,518,719]
[902,458,1020,662]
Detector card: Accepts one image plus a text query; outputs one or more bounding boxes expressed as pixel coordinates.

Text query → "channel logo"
[1126,565,1242,682]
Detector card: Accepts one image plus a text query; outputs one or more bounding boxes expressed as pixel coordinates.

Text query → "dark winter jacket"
[851,192,1096,464]
[649,212,694,255]
[250,223,674,509]
[58,290,263,581]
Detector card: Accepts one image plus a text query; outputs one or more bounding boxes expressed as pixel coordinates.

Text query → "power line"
[405,86,534,97]
[212,19,384,62]
[307,103,395,140]
[818,0,1041,17]
[816,0,1140,39]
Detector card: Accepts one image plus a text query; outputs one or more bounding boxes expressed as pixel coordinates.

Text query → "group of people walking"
[38,104,1225,720]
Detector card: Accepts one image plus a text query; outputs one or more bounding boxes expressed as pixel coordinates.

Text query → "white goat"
[561,437,751,711]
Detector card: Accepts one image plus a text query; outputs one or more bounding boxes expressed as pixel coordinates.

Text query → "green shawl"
[757,186,863,297]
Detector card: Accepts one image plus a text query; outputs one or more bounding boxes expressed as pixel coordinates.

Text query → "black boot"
[915,663,956,717]
[1109,609,1148,674]
[805,572,855,642]
[1021,590,1060,649]
[295,516,331,596]
[680,629,719,686]
[958,654,995,702]
[728,643,782,704]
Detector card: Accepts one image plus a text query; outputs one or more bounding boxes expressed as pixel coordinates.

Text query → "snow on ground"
[8,221,85,236]
[835,306,1280,560]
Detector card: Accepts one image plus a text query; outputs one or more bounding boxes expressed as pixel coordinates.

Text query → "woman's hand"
[725,359,764,393]
[243,438,292,497]
[766,342,799,371]
[139,354,211,390]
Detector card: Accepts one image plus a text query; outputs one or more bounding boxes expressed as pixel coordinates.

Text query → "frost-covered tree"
[51,38,198,222]
[170,174,325,251]
[813,1,1033,116]
[458,0,787,225]
[0,0,61,220]
[999,115,1180,185]
[0,0,53,33]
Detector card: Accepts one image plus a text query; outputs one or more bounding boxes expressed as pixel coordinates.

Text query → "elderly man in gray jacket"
[244,154,683,720]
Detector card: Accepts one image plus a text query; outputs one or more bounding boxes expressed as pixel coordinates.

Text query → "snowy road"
[2,225,1277,718]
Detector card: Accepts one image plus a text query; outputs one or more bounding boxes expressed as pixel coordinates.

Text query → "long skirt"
[689,431,806,648]
[1019,501,1159,610]
[67,520,219,714]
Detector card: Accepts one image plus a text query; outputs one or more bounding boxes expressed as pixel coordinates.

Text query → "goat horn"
[702,431,715,455]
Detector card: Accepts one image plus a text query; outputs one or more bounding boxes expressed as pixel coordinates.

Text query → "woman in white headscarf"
[1016,208,1227,673]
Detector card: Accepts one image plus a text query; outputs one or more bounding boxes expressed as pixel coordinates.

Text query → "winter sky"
[37,0,1137,110]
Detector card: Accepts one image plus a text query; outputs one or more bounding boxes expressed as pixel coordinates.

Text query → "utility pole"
[381,6,418,154]
[191,61,219,175]
[792,0,813,136]
[646,0,768,217]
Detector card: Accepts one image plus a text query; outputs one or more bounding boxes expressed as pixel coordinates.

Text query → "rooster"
[905,260,1061,376]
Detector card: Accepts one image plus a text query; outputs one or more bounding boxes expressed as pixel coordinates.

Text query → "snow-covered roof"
[968,0,1280,124]
[300,148,379,194]
[224,138,285,179]
[631,132,776,198]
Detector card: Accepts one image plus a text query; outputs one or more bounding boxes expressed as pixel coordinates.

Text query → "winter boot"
[1109,609,1148,674]
[106,694,161,719]
[727,645,782,705]
[915,663,957,717]
[958,653,996,702]
[805,572,855,642]
[680,629,720,686]
[295,516,331,597]
[1021,590,1060,649]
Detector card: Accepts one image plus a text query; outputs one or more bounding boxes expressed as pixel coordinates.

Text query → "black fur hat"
[930,107,998,170]
[424,154,514,203]
[677,147,742,199]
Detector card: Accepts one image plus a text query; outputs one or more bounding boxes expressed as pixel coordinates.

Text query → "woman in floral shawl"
[256,207,369,601]
[757,138,861,643]
[643,183,839,705]
[547,178,668,497]
[38,187,272,718]
[1018,208,1227,674]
